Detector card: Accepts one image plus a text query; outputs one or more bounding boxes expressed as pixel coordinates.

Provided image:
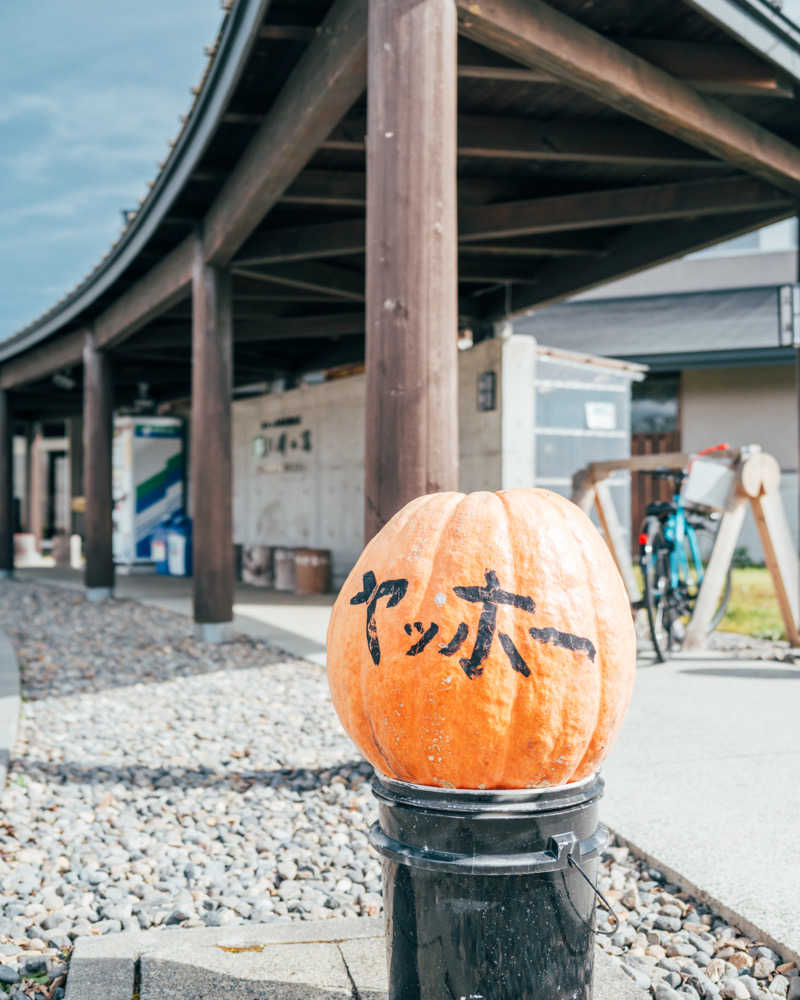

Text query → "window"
[631,373,679,434]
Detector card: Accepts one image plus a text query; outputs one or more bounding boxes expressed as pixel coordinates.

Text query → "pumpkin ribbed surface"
[326,489,636,789]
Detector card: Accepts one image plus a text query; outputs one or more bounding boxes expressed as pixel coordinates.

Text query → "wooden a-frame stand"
[571,449,800,649]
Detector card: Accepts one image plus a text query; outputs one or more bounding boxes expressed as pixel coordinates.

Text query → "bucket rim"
[374,769,600,797]
[372,769,604,814]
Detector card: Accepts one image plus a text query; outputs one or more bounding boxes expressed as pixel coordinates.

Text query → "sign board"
[112,417,184,565]
[584,401,617,431]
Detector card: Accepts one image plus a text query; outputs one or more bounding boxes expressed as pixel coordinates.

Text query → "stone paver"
[64,916,644,999]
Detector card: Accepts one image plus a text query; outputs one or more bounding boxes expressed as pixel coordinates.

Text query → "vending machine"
[112,417,184,568]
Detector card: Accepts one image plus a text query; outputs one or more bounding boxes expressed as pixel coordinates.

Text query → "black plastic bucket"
[369,771,608,1000]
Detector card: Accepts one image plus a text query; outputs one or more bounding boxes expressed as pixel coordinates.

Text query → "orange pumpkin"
[327,489,636,789]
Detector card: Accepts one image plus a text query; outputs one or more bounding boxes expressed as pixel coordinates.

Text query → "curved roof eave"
[0,0,271,364]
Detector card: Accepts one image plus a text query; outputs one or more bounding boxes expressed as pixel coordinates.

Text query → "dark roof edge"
[685,0,800,84]
[519,283,782,315]
[616,346,794,370]
[0,0,271,363]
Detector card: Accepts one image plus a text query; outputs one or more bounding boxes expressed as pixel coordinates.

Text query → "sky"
[3,2,800,341]
[0,1,222,340]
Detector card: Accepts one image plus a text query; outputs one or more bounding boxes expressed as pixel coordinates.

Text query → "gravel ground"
[0,580,796,1000]
[706,631,797,663]
[595,846,799,1000]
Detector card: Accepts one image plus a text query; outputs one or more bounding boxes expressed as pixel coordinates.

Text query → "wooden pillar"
[364,0,459,541]
[0,390,13,578]
[28,423,45,547]
[191,235,234,641]
[68,417,84,539]
[83,332,114,599]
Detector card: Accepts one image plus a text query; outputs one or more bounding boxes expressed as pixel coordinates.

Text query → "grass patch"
[719,567,786,641]
[633,563,785,641]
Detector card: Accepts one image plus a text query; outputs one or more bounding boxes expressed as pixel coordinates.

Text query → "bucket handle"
[567,853,619,936]
[369,825,607,876]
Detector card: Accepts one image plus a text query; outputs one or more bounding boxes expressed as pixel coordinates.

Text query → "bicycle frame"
[639,444,731,662]
[657,489,704,594]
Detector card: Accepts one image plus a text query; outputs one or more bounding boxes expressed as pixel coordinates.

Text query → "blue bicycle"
[637,467,731,662]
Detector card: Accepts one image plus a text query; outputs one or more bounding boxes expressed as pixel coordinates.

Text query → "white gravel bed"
[0,582,380,998]
[0,581,796,1000]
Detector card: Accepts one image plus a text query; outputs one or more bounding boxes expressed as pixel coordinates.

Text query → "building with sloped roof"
[515,222,798,557]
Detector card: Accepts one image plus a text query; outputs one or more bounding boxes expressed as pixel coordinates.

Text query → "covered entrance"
[2,0,800,637]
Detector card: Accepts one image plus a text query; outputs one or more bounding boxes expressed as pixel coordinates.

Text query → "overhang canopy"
[3,0,800,417]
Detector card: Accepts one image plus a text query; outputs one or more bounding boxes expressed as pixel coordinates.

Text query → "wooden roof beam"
[478,207,791,320]
[121,314,363,349]
[234,314,364,342]
[460,235,603,256]
[236,219,366,266]
[203,0,368,264]
[324,114,723,166]
[1,328,87,390]
[280,171,540,208]
[259,25,317,42]
[281,170,366,207]
[456,36,796,98]
[455,0,800,193]
[459,175,790,242]
[237,176,788,265]
[231,262,365,301]
[623,39,796,99]
[458,259,538,283]
[94,237,194,350]
[11,398,83,418]
[456,115,722,166]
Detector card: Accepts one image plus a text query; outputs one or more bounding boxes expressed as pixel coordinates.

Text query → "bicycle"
[636,452,733,663]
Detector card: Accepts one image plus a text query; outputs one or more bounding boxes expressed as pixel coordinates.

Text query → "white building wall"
[233,374,366,584]
[233,337,539,584]
[681,364,798,560]
[457,336,537,492]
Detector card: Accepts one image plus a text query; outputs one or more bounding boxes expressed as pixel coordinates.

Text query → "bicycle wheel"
[639,517,672,663]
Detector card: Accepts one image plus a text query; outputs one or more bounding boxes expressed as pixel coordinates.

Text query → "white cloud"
[0,83,185,182]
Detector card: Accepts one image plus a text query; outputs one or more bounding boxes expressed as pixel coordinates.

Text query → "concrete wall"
[681,363,798,560]
[233,374,365,585]
[233,338,539,584]
[458,336,537,492]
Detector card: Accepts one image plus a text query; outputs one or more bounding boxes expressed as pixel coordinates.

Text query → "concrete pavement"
[63,916,642,1000]
[603,651,800,963]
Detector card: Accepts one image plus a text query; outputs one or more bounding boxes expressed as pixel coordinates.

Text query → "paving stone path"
[0,581,796,999]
